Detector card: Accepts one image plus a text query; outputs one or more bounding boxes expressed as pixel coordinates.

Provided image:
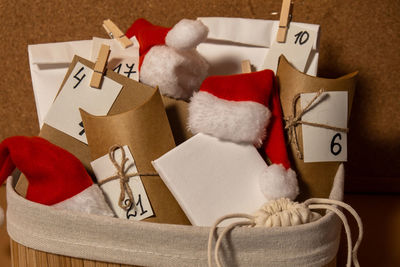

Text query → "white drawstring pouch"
[5,163,361,266]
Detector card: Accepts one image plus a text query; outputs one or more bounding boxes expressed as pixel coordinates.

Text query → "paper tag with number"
[44,62,122,144]
[91,145,154,221]
[91,37,139,81]
[263,24,318,73]
[301,91,348,162]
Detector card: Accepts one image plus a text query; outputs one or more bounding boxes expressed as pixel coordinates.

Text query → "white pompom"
[0,207,4,226]
[140,45,209,100]
[259,164,299,201]
[165,19,209,50]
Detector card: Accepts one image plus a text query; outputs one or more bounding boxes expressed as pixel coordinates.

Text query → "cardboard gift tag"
[263,24,318,73]
[91,37,139,81]
[277,55,358,200]
[80,88,190,225]
[44,62,122,144]
[197,17,320,76]
[300,91,348,163]
[152,133,267,227]
[91,145,154,220]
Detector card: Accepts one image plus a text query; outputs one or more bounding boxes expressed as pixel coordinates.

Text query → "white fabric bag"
[7,164,346,267]
[196,17,320,76]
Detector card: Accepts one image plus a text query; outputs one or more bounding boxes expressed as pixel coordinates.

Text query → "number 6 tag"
[300,91,348,163]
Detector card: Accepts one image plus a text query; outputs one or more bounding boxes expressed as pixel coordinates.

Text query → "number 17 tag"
[263,24,318,73]
[300,91,348,163]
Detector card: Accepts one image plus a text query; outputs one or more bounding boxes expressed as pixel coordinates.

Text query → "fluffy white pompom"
[140,45,209,100]
[259,164,299,201]
[165,19,209,50]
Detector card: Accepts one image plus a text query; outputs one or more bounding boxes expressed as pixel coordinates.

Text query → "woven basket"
[7,165,345,267]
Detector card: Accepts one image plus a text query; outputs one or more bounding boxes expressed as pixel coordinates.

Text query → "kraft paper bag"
[277,55,358,200]
[80,89,190,225]
[162,96,193,145]
[16,56,163,197]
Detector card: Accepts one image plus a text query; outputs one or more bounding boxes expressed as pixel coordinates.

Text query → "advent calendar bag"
[6,164,346,267]
[17,55,190,225]
[196,17,320,76]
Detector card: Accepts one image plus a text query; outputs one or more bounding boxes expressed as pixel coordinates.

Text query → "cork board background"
[0,1,399,266]
[0,0,399,193]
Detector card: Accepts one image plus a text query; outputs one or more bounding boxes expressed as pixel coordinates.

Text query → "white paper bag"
[196,17,320,76]
[28,40,92,127]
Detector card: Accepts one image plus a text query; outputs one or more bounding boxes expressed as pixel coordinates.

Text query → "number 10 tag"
[263,24,318,73]
[300,91,348,163]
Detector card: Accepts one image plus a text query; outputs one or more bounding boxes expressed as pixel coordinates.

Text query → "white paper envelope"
[28,40,93,127]
[197,17,320,76]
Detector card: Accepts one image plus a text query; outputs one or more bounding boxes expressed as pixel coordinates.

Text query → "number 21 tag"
[300,91,348,163]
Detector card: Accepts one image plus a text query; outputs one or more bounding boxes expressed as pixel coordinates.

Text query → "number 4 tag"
[300,91,348,163]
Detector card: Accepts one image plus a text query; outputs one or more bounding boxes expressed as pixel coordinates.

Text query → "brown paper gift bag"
[277,55,358,200]
[80,87,190,225]
[16,56,191,218]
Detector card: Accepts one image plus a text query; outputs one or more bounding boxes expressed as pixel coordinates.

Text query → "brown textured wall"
[0,1,400,266]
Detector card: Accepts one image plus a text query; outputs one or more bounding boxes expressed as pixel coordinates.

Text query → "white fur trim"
[165,19,209,50]
[259,164,299,201]
[140,45,209,100]
[188,91,271,146]
[52,184,115,217]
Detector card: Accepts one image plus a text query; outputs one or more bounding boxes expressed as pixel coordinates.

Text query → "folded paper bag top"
[0,136,114,225]
[80,87,190,225]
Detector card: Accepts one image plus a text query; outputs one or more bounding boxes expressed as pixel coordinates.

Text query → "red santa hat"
[125,18,209,100]
[126,18,170,69]
[188,71,299,201]
[0,136,114,222]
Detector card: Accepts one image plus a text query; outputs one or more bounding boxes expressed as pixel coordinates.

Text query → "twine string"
[284,89,349,159]
[98,144,158,211]
[207,198,363,267]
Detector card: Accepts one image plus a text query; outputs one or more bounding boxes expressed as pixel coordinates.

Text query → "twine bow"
[284,89,349,159]
[98,144,157,211]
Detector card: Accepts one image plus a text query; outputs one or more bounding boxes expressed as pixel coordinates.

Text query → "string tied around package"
[208,198,363,267]
[284,89,349,159]
[98,144,158,211]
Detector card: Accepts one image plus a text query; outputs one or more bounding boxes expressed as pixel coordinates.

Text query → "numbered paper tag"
[263,24,317,73]
[301,91,348,162]
[91,145,154,221]
[91,37,139,81]
[111,58,139,80]
[44,62,122,144]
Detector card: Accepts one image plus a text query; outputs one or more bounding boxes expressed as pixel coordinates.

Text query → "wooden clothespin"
[90,44,110,88]
[241,60,252,74]
[103,19,133,48]
[276,0,292,43]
